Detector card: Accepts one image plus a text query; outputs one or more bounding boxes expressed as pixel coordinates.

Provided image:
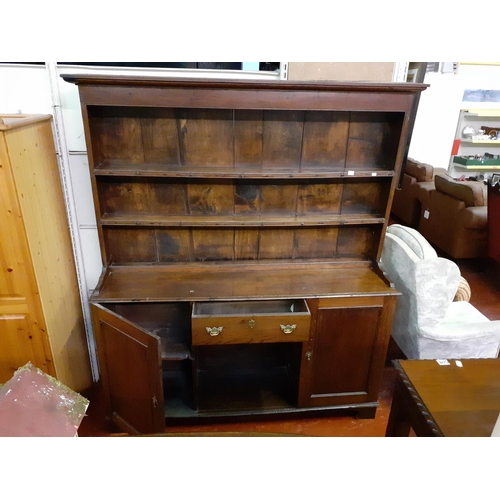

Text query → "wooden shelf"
[92,261,397,302]
[463,110,500,118]
[462,139,500,145]
[158,334,191,361]
[160,342,190,361]
[196,365,294,413]
[453,163,500,170]
[94,163,396,179]
[99,213,386,227]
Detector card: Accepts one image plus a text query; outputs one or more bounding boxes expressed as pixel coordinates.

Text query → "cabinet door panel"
[298,296,396,408]
[311,307,380,396]
[91,303,164,434]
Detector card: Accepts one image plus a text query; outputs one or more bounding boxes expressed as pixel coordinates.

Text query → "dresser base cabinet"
[91,265,397,433]
[91,292,398,434]
[62,76,426,434]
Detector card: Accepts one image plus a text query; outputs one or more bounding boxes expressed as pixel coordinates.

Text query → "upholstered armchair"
[380,224,500,359]
[391,158,447,228]
[417,174,488,259]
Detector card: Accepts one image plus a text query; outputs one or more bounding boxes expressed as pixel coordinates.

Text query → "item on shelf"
[454,154,500,167]
[472,132,491,141]
[462,125,476,138]
[481,126,500,139]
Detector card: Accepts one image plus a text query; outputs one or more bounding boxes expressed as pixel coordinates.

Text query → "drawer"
[192,299,311,345]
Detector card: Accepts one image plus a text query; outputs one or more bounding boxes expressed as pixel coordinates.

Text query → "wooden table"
[386,359,500,437]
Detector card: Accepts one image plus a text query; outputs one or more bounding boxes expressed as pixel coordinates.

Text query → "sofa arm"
[457,206,488,230]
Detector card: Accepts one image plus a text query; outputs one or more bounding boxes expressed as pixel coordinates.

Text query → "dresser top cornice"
[60,74,428,94]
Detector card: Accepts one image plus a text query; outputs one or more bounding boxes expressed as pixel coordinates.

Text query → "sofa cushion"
[405,158,434,182]
[434,174,487,207]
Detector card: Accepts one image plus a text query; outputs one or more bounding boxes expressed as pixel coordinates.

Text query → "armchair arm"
[414,257,461,327]
[457,205,488,230]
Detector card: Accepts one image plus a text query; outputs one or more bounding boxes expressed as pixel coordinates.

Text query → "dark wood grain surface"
[389,359,500,437]
[91,262,397,302]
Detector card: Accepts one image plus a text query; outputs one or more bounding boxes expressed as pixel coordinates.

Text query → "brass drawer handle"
[280,324,297,334]
[206,326,223,337]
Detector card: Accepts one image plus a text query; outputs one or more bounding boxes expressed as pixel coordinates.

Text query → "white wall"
[409,63,500,169]
[0,65,53,114]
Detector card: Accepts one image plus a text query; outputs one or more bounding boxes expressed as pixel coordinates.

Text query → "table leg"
[385,377,412,437]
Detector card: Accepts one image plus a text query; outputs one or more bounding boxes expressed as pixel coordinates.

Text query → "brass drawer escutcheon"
[206,326,223,336]
[280,324,297,334]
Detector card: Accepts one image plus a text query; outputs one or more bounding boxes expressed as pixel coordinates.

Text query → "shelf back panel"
[102,225,382,264]
[97,177,392,219]
[87,106,404,172]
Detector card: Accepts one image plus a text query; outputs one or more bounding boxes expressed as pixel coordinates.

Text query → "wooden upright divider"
[62,75,427,434]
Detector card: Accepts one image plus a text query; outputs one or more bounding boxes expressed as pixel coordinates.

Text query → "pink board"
[0,363,89,437]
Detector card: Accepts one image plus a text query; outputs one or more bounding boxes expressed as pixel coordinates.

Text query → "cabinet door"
[298,296,396,408]
[91,303,165,434]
